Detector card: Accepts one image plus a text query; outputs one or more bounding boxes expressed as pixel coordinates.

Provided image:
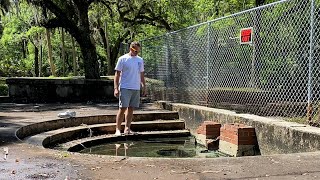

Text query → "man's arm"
[141,72,146,96]
[114,71,121,97]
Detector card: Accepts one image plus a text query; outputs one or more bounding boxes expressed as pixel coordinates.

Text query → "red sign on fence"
[240,27,253,44]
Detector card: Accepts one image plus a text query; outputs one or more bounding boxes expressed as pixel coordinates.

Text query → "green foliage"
[0,78,8,96]
[0,1,37,76]
[0,84,8,96]
[0,0,280,77]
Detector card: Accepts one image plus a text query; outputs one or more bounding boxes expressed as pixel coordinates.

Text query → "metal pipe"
[307,0,315,123]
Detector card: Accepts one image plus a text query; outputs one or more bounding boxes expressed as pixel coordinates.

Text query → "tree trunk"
[46,28,56,76]
[255,0,265,6]
[214,0,220,16]
[61,28,66,77]
[76,3,100,79]
[39,33,43,77]
[108,30,131,75]
[109,45,119,75]
[71,37,77,76]
[79,37,100,79]
[97,22,107,75]
[104,21,111,75]
[22,40,26,59]
[34,44,39,77]
[97,21,110,75]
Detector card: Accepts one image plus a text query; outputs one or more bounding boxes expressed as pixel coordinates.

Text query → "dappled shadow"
[0,102,120,112]
[0,116,27,120]
[0,122,22,146]
[0,135,21,146]
[0,102,162,113]
[0,116,26,130]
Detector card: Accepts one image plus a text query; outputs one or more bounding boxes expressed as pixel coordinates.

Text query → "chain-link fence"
[122,0,320,125]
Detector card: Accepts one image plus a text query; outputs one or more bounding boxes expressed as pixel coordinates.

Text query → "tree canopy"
[0,0,278,79]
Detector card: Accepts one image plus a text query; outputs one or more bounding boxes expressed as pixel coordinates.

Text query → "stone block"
[219,123,258,156]
[220,123,257,145]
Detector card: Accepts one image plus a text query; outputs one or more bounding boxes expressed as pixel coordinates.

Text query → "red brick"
[220,123,257,145]
[196,121,221,138]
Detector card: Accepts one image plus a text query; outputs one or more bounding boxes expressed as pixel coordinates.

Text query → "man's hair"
[130,41,141,48]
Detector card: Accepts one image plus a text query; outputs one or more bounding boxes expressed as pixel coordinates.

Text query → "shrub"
[0,84,8,96]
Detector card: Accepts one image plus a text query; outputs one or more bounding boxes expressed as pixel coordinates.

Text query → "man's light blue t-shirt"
[115,54,144,90]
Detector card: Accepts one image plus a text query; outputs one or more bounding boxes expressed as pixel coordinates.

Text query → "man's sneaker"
[124,129,138,135]
[114,130,121,136]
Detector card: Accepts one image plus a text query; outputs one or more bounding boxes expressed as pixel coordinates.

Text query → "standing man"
[114,41,146,135]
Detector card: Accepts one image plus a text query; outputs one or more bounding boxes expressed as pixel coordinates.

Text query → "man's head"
[129,41,141,56]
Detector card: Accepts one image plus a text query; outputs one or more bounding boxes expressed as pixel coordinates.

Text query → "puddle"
[79,137,229,158]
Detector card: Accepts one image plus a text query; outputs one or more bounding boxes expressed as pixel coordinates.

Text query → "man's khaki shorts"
[119,88,140,108]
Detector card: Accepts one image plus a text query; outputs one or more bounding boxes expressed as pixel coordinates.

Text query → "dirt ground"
[2,103,320,180]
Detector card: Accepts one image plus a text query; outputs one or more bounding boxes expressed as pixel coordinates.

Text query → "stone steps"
[60,130,191,152]
[18,111,192,152]
[25,120,187,148]
[16,111,179,139]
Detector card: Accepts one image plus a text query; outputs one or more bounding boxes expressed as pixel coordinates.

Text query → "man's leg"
[124,107,134,133]
[116,88,130,135]
[115,107,126,135]
[124,89,140,134]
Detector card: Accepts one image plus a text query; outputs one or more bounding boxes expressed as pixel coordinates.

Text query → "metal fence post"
[206,22,211,106]
[165,35,169,100]
[307,0,315,123]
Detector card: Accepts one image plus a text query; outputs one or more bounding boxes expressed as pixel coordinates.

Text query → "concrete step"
[16,111,179,139]
[60,129,191,152]
[25,120,186,148]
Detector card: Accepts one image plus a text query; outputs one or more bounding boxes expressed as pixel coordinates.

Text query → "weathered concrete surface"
[2,102,320,179]
[155,101,320,155]
[219,140,258,157]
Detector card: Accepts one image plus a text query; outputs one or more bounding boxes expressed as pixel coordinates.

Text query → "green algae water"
[79,137,228,158]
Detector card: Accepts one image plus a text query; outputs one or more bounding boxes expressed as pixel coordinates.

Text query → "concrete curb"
[155,101,320,155]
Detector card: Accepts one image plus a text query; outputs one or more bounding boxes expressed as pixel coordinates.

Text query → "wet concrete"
[0,144,79,180]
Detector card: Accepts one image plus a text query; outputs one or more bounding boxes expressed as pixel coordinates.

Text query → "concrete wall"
[155,101,320,155]
[6,77,117,103]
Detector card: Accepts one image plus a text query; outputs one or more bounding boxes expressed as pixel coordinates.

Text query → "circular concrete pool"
[78,136,229,158]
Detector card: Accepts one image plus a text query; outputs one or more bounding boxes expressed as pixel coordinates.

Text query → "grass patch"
[284,117,307,124]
